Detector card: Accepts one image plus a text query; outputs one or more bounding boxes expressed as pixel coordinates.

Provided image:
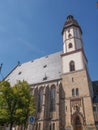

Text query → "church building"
[5,15,98,130]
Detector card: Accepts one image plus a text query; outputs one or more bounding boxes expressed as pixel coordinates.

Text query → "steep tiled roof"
[5,51,62,86]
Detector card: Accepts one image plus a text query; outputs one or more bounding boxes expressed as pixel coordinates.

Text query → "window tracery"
[38,88,43,112]
[50,85,56,112]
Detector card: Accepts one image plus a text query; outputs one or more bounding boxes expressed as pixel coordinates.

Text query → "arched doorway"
[73,116,82,130]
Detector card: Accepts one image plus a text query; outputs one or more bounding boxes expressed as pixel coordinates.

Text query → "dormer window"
[69,43,73,48]
[18,71,22,75]
[43,65,47,68]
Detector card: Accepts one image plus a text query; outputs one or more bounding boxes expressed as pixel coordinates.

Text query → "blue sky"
[0,0,98,81]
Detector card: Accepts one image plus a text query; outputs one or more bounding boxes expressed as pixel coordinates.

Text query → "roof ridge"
[21,50,62,65]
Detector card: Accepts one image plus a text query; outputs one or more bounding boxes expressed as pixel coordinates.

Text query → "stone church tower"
[4,15,98,130]
[61,15,96,130]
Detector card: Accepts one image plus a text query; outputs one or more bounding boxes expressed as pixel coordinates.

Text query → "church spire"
[62,15,82,34]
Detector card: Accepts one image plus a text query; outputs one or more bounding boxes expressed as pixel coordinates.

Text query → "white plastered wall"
[62,51,84,74]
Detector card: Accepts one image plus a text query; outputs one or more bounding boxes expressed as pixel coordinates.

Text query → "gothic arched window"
[69,61,75,72]
[50,86,56,112]
[38,88,43,112]
[69,43,73,48]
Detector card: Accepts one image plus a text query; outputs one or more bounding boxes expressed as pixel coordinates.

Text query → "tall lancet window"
[38,88,43,112]
[50,86,56,112]
[69,61,75,72]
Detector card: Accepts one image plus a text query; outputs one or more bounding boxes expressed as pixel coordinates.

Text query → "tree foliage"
[0,80,35,130]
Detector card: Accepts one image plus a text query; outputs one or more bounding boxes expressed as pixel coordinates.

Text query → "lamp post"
[0,63,4,80]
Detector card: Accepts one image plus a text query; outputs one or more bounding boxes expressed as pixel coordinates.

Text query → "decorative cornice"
[61,48,88,62]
